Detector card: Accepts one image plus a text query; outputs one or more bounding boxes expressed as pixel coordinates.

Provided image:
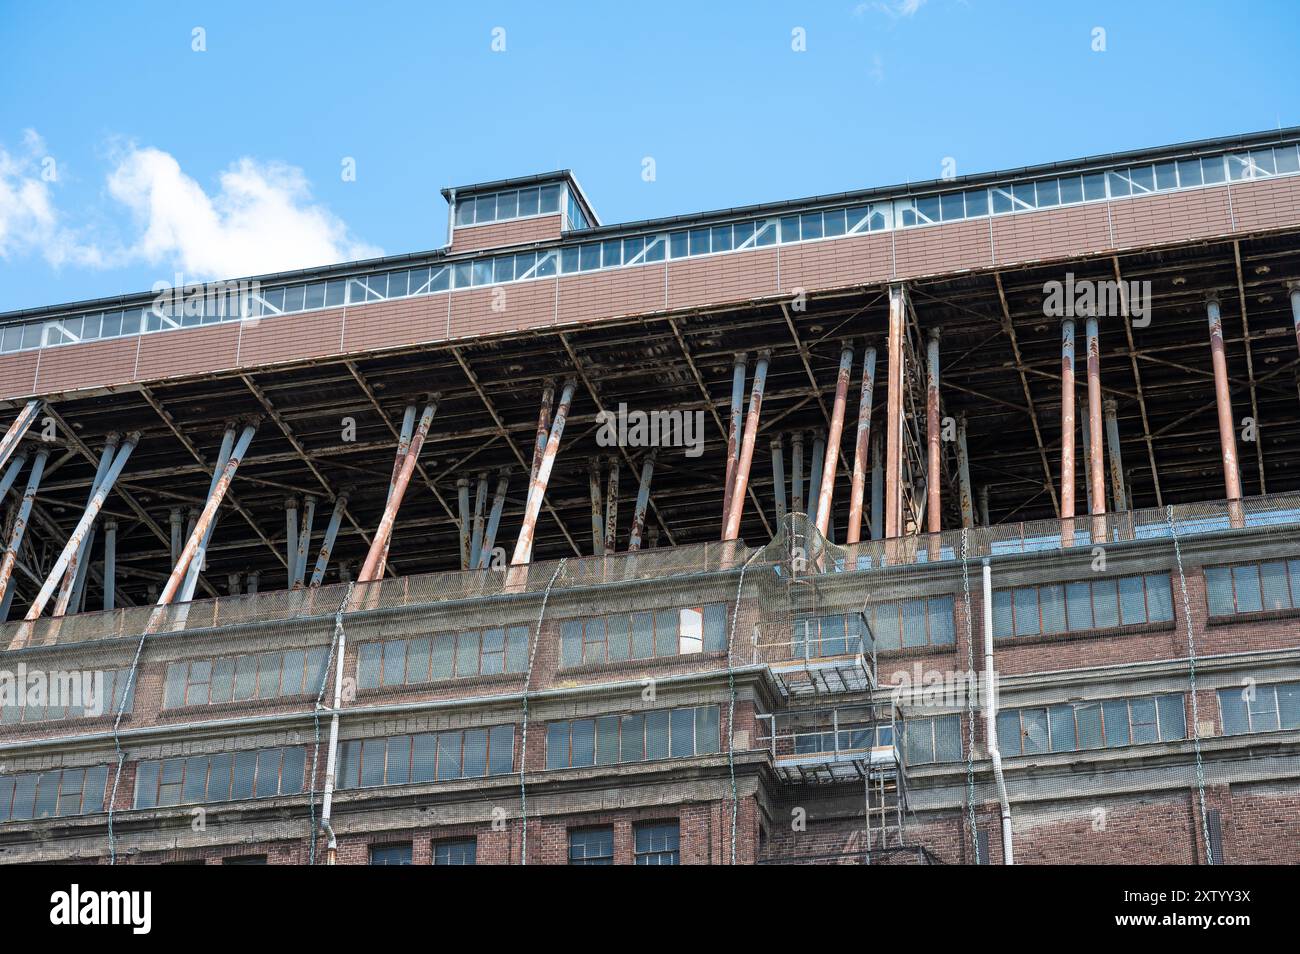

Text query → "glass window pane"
[940,192,964,221]
[437,731,464,779]
[1058,176,1084,204]
[1036,179,1060,207]
[996,711,1021,755]
[646,710,669,759]
[964,189,989,217]
[1022,708,1049,754]
[489,725,514,774]
[1157,694,1187,740]
[1176,158,1203,187]
[1128,165,1155,193]
[1102,698,1130,747]
[934,715,961,762]
[992,589,1013,637]
[901,599,927,646]
[1040,584,1067,634]
[539,184,561,214]
[455,632,480,676]
[670,708,695,757]
[928,597,955,645]
[1202,155,1227,184]
[1092,579,1120,629]
[570,720,595,767]
[1129,698,1158,744]
[595,715,620,765]
[1119,575,1147,625]
[696,706,720,753]
[620,714,645,762]
[1276,684,1300,730]
[463,728,489,777]
[1204,566,1234,616]
[1260,561,1290,610]
[1049,704,1076,752]
[1248,685,1279,731]
[800,213,823,240]
[1146,574,1173,621]
[688,228,709,255]
[1106,170,1131,197]
[1076,703,1103,749]
[1154,162,1178,190]
[1233,564,1262,613]
[1013,588,1040,636]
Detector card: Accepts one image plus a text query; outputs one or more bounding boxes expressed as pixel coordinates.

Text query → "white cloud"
[0,131,380,281]
[855,0,928,17]
[0,130,104,267]
[106,147,381,279]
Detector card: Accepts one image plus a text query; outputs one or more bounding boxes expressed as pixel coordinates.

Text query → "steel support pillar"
[0,400,41,475]
[1085,316,1107,542]
[102,518,117,611]
[0,452,27,501]
[847,345,877,544]
[807,434,825,530]
[1060,318,1077,544]
[885,285,906,538]
[530,379,555,486]
[309,492,349,586]
[791,432,805,514]
[870,431,883,541]
[285,497,299,588]
[1207,296,1244,527]
[512,379,577,565]
[604,456,620,554]
[956,414,975,529]
[359,400,438,581]
[770,436,787,526]
[479,468,510,568]
[588,459,605,555]
[469,472,489,569]
[54,432,119,617]
[978,485,990,528]
[627,451,657,551]
[180,426,236,604]
[377,404,417,577]
[294,494,317,587]
[723,350,771,541]
[0,449,48,613]
[1103,399,1127,512]
[816,343,854,539]
[169,507,183,567]
[721,352,747,526]
[926,330,942,541]
[457,477,471,570]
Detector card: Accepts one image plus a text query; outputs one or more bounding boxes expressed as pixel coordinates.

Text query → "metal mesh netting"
[0,490,1297,864]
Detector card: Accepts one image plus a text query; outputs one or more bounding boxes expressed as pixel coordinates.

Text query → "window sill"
[357,669,527,697]
[1206,606,1300,627]
[993,619,1175,648]
[161,693,316,717]
[878,642,957,658]
[558,650,729,678]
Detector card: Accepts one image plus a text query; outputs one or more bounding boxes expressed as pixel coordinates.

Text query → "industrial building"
[0,128,1298,864]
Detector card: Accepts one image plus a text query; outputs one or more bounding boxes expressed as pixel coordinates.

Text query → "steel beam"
[604,457,620,554]
[791,431,805,514]
[1206,296,1244,527]
[770,435,787,526]
[926,330,942,539]
[103,518,117,611]
[512,379,578,565]
[294,494,318,587]
[1103,399,1128,512]
[956,415,975,529]
[885,285,905,538]
[588,458,605,556]
[358,400,438,582]
[1086,316,1107,541]
[1061,318,1077,543]
[457,477,471,570]
[870,431,883,540]
[846,346,876,544]
[309,492,349,586]
[721,352,747,526]
[723,350,771,542]
[807,434,824,529]
[0,449,48,612]
[479,469,510,568]
[470,471,489,569]
[53,433,119,617]
[285,497,299,587]
[0,452,27,500]
[180,425,236,603]
[0,400,41,475]
[815,343,854,538]
[627,451,657,551]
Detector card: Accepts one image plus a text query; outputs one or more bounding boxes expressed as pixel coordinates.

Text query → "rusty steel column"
[294,494,318,587]
[512,379,577,565]
[926,330,942,539]
[1206,296,1244,526]
[227,573,242,595]
[376,404,416,577]
[1103,399,1127,512]
[956,414,974,529]
[25,433,140,621]
[807,433,825,529]
[647,525,660,549]
[479,468,510,568]
[54,432,119,617]
[0,451,26,500]
[1290,284,1300,364]
[815,343,854,538]
[285,497,299,587]
[791,432,805,514]
[457,477,471,570]
[247,570,260,594]
[179,426,237,604]
[604,456,620,554]
[0,400,41,475]
[309,492,349,587]
[1079,413,1096,514]
[588,459,605,555]
[155,424,256,607]
[885,285,906,538]
[1060,318,1077,544]
[770,436,787,526]
[627,451,657,551]
[1085,316,1107,542]
[870,431,883,540]
[847,345,877,545]
[723,350,771,541]
[102,518,117,611]
[530,379,556,486]
[470,471,489,569]
[978,485,990,528]
[168,507,183,567]
[359,400,437,581]
[0,449,48,611]
[721,352,747,526]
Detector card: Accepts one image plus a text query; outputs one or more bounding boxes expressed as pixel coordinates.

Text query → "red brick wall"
[450,215,563,253]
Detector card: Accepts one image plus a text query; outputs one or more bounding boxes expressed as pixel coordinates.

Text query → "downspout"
[981,558,1014,864]
[320,592,351,865]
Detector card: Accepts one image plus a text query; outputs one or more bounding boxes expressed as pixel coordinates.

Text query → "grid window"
[569,827,614,865]
[864,596,955,651]
[1219,681,1300,736]
[997,694,1185,756]
[357,626,529,689]
[133,747,305,809]
[560,604,726,668]
[1205,560,1300,617]
[993,573,1173,638]
[0,765,109,823]
[634,822,680,865]
[1,668,135,724]
[370,843,412,866]
[163,649,328,708]
[337,725,514,789]
[792,612,870,658]
[903,714,962,765]
[432,839,477,865]
[546,705,720,769]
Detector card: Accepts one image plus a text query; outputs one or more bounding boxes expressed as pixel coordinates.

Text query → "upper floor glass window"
[569,826,614,865]
[1,668,135,725]
[997,693,1185,756]
[433,839,477,865]
[370,843,413,866]
[337,724,515,789]
[133,746,305,809]
[455,184,563,227]
[1205,560,1300,617]
[0,765,109,822]
[904,714,962,765]
[634,822,680,865]
[163,648,329,708]
[560,604,726,668]
[792,613,870,658]
[866,596,955,650]
[1219,681,1300,735]
[546,705,720,769]
[993,573,1173,638]
[357,625,530,690]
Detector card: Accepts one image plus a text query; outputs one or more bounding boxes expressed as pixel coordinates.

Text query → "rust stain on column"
[816,343,854,538]
[1060,318,1076,544]
[846,345,876,544]
[627,451,657,551]
[1207,296,1244,527]
[721,352,747,527]
[588,458,605,555]
[885,286,905,538]
[1085,316,1107,544]
[604,456,620,553]
[926,330,942,539]
[956,415,974,529]
[513,378,577,565]
[791,431,805,514]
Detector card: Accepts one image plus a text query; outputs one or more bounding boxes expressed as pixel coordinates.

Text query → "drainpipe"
[982,558,1014,864]
[320,599,349,865]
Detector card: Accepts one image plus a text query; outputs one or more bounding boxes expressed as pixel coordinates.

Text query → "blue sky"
[1,0,1296,312]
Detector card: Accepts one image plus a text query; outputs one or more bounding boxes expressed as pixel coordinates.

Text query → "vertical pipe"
[470,472,489,569]
[1085,315,1106,542]
[627,451,657,551]
[807,434,825,529]
[1060,318,1077,544]
[723,350,771,541]
[479,469,510,568]
[982,559,1015,865]
[0,449,48,609]
[1103,399,1127,512]
[0,400,41,474]
[1207,297,1244,526]
[0,452,27,500]
[885,286,905,537]
[847,345,877,544]
[358,400,437,581]
[770,435,787,526]
[54,433,119,617]
[604,456,620,554]
[24,434,140,621]
[154,426,256,608]
[294,494,318,587]
[791,432,805,514]
[956,415,974,529]
[816,343,854,538]
[926,330,942,538]
[102,518,117,611]
[870,432,883,541]
[169,507,183,568]
[512,379,577,565]
[721,352,747,525]
[285,498,299,588]
[456,477,471,570]
[588,458,605,555]
[309,493,349,586]
[529,379,555,487]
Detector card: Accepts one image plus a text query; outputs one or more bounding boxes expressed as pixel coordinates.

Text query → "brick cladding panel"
[0,352,38,400]
[555,264,666,326]
[990,202,1113,266]
[32,337,137,395]
[340,294,449,354]
[1109,187,1234,249]
[894,218,992,278]
[449,215,563,253]
[666,249,777,311]
[1228,175,1300,233]
[777,232,891,293]
[134,322,240,381]
[237,308,345,368]
[448,279,557,340]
